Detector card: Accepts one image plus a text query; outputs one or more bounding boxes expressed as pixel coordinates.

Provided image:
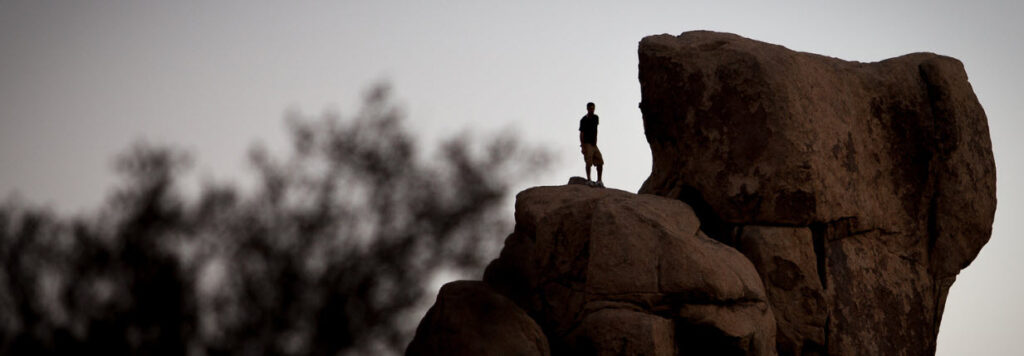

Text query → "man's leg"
[597,165,603,183]
[586,164,592,181]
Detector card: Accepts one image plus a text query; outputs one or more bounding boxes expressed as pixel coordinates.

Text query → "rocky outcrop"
[638,31,995,355]
[736,227,826,355]
[483,185,776,355]
[406,281,549,356]
[407,30,994,356]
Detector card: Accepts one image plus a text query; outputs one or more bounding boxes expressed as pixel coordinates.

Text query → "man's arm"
[580,131,584,145]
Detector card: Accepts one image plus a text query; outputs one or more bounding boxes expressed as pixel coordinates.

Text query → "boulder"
[637,31,996,355]
[737,226,826,355]
[565,308,675,356]
[406,281,550,356]
[484,185,776,355]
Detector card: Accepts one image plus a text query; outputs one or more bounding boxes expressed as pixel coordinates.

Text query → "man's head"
[586,102,595,114]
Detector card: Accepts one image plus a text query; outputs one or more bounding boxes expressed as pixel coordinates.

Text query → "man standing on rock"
[579,102,604,184]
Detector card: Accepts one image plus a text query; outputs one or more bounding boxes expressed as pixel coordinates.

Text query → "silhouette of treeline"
[0,85,548,355]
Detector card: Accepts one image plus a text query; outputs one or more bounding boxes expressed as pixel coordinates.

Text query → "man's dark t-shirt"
[579,114,599,145]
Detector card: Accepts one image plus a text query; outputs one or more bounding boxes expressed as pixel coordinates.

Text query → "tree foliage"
[0,85,548,355]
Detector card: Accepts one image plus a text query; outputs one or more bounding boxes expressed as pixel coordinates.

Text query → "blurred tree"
[0,84,548,355]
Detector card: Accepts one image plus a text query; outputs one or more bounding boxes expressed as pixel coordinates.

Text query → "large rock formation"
[407,31,995,356]
[483,185,776,355]
[638,31,995,355]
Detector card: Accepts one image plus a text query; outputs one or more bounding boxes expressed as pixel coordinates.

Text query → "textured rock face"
[407,30,994,356]
[483,186,776,355]
[638,31,996,355]
[406,281,549,356]
[737,227,826,355]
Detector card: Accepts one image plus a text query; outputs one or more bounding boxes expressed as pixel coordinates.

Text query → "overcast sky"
[1,1,1020,354]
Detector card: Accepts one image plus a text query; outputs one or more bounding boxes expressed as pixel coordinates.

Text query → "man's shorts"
[581,143,604,166]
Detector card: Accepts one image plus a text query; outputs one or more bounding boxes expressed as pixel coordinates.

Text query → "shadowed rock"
[737,226,826,355]
[407,30,994,356]
[484,186,776,355]
[406,281,549,356]
[638,30,995,355]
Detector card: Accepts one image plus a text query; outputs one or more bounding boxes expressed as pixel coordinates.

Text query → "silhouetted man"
[579,102,603,184]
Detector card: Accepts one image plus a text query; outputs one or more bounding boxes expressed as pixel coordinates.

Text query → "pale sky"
[1,1,1020,354]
